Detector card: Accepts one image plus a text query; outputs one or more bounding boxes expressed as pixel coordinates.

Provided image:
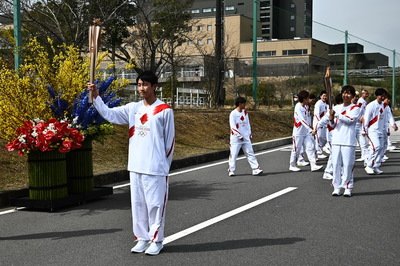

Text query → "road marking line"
[163,187,297,245]
[112,145,291,189]
[0,207,25,216]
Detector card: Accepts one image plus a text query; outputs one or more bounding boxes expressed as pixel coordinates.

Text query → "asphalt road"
[1,123,400,266]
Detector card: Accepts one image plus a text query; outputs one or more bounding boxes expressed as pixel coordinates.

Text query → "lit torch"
[88,19,101,103]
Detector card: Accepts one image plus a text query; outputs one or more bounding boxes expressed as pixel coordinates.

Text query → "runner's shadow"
[0,229,122,240]
[165,237,305,253]
[356,173,400,181]
[169,180,229,201]
[353,189,400,196]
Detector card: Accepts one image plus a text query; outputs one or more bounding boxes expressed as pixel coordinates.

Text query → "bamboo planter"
[66,138,94,194]
[28,151,68,201]
[11,141,112,211]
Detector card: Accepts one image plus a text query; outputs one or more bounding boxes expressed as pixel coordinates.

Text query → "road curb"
[1,137,292,209]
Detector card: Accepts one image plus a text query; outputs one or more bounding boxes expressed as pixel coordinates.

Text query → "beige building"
[175,14,329,80]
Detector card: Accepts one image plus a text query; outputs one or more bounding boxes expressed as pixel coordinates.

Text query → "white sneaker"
[355,157,364,162]
[387,145,396,151]
[311,164,323,172]
[322,172,333,180]
[364,166,375,175]
[374,168,383,175]
[317,154,327,159]
[289,166,301,172]
[332,188,341,196]
[297,161,310,166]
[228,171,235,177]
[145,242,163,256]
[383,155,389,160]
[252,168,263,176]
[131,240,150,253]
[323,146,331,154]
[343,189,352,197]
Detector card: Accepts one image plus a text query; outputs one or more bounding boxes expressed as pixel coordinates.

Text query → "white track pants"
[356,129,369,163]
[331,145,355,190]
[228,141,259,172]
[379,132,389,160]
[130,172,168,242]
[315,127,328,153]
[290,135,317,167]
[324,142,333,174]
[366,132,384,168]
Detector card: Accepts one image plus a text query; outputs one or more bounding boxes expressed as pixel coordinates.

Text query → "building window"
[203,8,212,13]
[290,15,295,20]
[261,29,270,34]
[207,38,213,45]
[225,6,235,11]
[207,25,212,31]
[258,50,276,57]
[282,49,308,56]
[197,25,203,31]
[191,9,200,14]
[290,27,295,32]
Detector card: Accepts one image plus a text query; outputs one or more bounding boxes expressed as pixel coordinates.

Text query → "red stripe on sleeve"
[129,126,135,138]
[153,103,171,115]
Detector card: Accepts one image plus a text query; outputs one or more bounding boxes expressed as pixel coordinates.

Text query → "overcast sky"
[313,0,400,66]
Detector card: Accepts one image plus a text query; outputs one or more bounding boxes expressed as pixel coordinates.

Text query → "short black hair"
[335,93,343,105]
[319,90,327,97]
[235,96,246,107]
[341,85,356,96]
[136,70,158,85]
[375,87,387,96]
[297,90,310,103]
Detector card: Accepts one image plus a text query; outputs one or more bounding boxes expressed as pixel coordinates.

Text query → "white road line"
[0,207,26,216]
[113,145,291,190]
[163,187,297,245]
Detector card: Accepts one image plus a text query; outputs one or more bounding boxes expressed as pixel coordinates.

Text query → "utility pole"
[252,0,258,107]
[393,50,396,109]
[215,0,224,107]
[343,30,348,85]
[13,0,22,70]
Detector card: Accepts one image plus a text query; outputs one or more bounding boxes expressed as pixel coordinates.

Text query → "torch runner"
[88,19,101,103]
[324,65,333,109]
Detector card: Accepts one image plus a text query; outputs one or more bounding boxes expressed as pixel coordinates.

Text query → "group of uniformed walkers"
[290,86,398,197]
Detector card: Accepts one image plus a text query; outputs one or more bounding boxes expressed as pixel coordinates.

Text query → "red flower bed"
[6,118,84,156]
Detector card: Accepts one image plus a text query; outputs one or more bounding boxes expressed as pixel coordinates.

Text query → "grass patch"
[0,109,292,191]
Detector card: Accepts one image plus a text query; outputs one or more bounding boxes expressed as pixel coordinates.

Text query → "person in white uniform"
[289,90,323,172]
[381,97,398,161]
[328,85,361,197]
[89,70,175,256]
[317,93,344,180]
[363,88,387,175]
[313,90,328,159]
[228,96,263,176]
[355,89,370,164]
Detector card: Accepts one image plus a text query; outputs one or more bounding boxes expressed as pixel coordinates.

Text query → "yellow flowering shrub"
[0,39,89,141]
[0,38,129,143]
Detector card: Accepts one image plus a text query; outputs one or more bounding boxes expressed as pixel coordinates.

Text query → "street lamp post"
[13,0,22,70]
[252,0,258,107]
[393,50,396,109]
